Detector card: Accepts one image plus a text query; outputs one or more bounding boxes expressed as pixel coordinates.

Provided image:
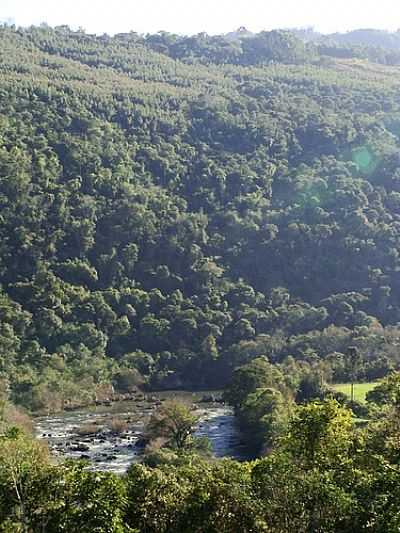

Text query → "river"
[35,391,248,473]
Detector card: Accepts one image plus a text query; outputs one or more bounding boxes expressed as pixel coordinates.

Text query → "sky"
[1,0,400,36]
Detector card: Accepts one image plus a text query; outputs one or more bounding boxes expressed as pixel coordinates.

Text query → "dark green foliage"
[366,372,400,405]
[1,25,400,409]
[3,23,400,532]
[223,357,287,409]
[295,371,328,403]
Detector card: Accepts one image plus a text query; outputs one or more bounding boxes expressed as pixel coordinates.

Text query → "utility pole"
[347,346,359,403]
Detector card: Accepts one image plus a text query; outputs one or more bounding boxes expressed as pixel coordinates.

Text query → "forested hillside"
[293,27,400,54]
[2,25,400,409]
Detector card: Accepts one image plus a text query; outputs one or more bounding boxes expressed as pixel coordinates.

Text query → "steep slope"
[1,25,400,409]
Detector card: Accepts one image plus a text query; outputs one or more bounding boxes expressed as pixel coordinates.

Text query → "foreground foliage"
[1,397,400,532]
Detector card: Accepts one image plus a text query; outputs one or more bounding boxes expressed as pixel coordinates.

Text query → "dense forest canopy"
[1,24,400,409]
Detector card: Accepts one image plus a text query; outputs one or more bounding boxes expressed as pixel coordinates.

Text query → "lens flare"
[351,147,378,174]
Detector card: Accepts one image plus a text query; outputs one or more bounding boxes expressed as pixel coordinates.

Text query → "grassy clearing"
[332,382,380,403]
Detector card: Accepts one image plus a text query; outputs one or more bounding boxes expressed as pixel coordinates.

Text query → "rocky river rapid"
[35,391,248,473]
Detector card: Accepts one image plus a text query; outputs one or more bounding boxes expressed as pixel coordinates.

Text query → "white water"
[35,393,246,473]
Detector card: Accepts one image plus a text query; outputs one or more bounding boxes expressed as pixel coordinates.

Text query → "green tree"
[0,428,51,532]
[284,399,354,469]
[224,357,286,409]
[366,371,400,406]
[146,400,199,451]
[239,387,290,453]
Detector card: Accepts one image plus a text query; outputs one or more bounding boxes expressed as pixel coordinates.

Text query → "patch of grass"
[108,417,129,435]
[76,423,101,436]
[332,382,380,403]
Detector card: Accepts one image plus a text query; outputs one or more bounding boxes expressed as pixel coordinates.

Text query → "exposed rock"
[70,443,90,452]
[135,437,148,449]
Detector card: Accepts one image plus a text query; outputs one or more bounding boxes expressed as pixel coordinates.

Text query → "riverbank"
[33,388,225,416]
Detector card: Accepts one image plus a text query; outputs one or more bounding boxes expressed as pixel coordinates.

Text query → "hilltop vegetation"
[293,27,400,56]
[1,25,400,409]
